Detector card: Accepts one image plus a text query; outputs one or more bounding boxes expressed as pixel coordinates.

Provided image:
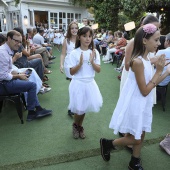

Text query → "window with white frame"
[50,13,58,28]
[75,13,81,23]
[29,10,33,26]
[9,11,21,29]
[0,13,6,32]
[67,13,74,25]
[59,12,66,30]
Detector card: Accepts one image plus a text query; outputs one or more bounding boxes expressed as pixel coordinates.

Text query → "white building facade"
[0,0,90,33]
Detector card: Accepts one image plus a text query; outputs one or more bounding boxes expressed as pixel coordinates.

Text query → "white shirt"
[69,47,100,80]
[33,33,44,46]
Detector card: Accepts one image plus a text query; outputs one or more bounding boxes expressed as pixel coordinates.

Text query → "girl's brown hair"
[75,26,94,50]
[66,21,78,44]
[130,25,159,66]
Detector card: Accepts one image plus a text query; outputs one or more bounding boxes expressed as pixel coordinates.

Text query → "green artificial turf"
[0,47,170,170]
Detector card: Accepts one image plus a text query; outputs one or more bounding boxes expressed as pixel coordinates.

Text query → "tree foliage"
[69,0,170,34]
[14,0,20,6]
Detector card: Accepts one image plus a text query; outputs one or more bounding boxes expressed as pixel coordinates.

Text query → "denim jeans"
[0,79,40,110]
[27,58,44,80]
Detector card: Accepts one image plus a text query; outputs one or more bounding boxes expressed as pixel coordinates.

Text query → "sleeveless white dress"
[120,53,156,105]
[64,40,75,78]
[109,56,153,139]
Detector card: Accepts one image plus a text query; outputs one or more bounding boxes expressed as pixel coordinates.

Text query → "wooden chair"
[0,82,26,124]
[156,84,168,111]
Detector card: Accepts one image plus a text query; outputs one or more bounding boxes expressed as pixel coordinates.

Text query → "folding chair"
[0,82,26,124]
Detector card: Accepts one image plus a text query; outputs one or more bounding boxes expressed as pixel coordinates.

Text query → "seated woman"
[99,31,114,56]
[14,27,52,74]
[27,28,54,65]
[102,31,127,63]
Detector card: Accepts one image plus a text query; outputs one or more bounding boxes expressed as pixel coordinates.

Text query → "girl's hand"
[90,49,96,64]
[79,52,83,66]
[155,54,165,74]
[30,47,36,52]
[60,65,64,73]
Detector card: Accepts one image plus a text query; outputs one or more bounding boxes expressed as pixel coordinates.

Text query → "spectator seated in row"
[0,30,52,121]
[33,29,56,59]
[26,28,53,68]
[102,31,127,63]
[99,30,114,55]
[155,33,170,87]
[94,29,106,48]
[13,27,52,82]
[0,34,51,95]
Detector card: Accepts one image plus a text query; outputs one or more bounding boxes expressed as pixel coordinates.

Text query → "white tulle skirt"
[68,78,103,115]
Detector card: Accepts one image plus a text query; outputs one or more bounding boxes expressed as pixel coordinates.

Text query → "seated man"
[156,33,170,86]
[33,29,55,59]
[27,28,53,66]
[0,30,52,121]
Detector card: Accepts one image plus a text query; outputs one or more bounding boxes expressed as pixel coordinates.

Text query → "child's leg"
[73,114,86,139]
[112,133,141,147]
[100,132,145,162]
[128,132,145,170]
[78,114,85,139]
[72,114,80,139]
[78,113,85,126]
[132,132,145,158]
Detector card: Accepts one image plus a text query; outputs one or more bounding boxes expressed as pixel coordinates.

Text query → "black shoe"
[66,77,71,81]
[100,138,112,161]
[128,156,143,170]
[36,109,52,118]
[26,114,37,121]
[45,65,51,68]
[119,132,125,137]
[26,110,37,121]
[68,110,74,116]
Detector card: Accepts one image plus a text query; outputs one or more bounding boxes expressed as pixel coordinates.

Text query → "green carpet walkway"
[0,48,170,170]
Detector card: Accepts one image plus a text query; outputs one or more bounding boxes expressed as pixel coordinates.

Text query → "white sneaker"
[160,134,170,155]
[104,60,113,64]
[102,57,108,62]
[39,86,51,94]
[114,68,122,73]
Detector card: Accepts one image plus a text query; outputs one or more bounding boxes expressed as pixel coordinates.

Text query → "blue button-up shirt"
[0,43,14,81]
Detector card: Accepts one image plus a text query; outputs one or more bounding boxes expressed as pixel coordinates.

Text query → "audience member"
[0,30,52,121]
[103,31,126,63]
[156,33,170,87]
[33,29,55,59]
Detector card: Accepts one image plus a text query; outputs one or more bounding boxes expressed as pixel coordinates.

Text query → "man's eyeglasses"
[12,38,22,44]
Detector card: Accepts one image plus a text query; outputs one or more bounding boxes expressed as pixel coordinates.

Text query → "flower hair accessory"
[143,24,157,35]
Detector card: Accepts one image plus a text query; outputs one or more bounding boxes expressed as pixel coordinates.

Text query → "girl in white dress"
[100,24,170,170]
[60,21,78,115]
[60,21,78,80]
[69,26,103,139]
[53,30,62,52]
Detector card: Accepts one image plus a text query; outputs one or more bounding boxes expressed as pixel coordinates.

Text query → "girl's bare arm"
[125,39,134,71]
[132,57,165,96]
